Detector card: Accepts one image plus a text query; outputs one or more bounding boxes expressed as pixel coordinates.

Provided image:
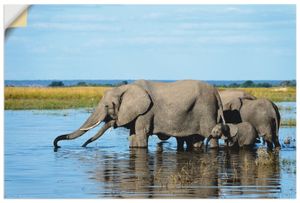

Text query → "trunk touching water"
[82,120,115,147]
[53,103,106,148]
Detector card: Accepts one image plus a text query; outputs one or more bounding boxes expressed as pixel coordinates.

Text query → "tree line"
[48,80,296,88]
[48,80,128,87]
[218,80,296,88]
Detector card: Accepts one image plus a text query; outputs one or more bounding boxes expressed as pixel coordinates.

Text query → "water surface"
[4,103,296,198]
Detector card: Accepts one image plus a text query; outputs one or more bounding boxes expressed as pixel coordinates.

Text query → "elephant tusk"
[80,120,101,131]
[82,120,115,147]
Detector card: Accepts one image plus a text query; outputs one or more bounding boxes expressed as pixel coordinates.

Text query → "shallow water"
[4,102,296,198]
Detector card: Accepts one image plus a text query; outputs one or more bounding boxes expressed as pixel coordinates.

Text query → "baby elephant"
[206,122,258,148]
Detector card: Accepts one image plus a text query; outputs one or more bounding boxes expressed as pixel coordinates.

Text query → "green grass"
[4,86,296,110]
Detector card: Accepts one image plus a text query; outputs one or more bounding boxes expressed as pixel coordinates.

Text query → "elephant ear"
[228,124,238,138]
[228,98,242,111]
[117,85,151,126]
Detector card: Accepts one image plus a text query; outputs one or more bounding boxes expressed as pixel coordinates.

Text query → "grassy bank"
[4,86,296,110]
[5,87,111,110]
[218,87,296,102]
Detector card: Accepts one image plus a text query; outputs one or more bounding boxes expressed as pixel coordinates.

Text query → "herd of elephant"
[53,80,281,151]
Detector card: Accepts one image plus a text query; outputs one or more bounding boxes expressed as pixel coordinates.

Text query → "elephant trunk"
[79,103,107,131]
[53,102,106,148]
[82,120,115,147]
[53,129,87,148]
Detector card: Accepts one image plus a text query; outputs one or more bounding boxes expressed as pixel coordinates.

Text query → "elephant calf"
[207,122,258,148]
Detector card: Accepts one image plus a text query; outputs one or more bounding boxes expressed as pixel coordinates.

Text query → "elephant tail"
[271,101,281,149]
[271,102,281,137]
[215,89,226,124]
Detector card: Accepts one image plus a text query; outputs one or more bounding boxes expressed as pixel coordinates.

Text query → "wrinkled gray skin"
[166,89,256,150]
[207,123,258,148]
[222,97,280,150]
[219,89,256,105]
[54,80,225,149]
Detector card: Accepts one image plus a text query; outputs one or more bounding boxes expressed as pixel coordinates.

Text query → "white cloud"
[30,22,122,32]
[223,6,254,14]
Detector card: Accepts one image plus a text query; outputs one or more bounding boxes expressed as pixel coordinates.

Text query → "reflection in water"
[4,109,295,198]
[80,144,281,198]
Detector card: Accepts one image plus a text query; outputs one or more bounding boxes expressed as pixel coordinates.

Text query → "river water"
[4,102,296,198]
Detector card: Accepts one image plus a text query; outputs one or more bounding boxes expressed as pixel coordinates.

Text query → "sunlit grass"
[218,87,296,102]
[4,86,296,110]
[5,87,111,110]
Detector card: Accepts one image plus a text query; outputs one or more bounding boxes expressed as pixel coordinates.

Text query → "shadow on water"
[70,144,281,198]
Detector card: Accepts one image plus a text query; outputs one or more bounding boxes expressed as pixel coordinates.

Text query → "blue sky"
[5,5,296,80]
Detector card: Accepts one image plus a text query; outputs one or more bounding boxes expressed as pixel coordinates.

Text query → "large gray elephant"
[53,80,225,149]
[223,97,280,150]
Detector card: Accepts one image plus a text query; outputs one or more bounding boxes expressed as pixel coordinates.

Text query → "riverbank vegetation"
[5,86,296,109]
[5,87,111,110]
[218,87,296,102]
[4,86,296,126]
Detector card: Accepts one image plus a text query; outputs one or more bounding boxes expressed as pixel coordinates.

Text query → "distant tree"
[241,80,254,87]
[48,81,64,87]
[76,81,88,86]
[256,82,272,88]
[228,83,239,88]
[280,80,296,87]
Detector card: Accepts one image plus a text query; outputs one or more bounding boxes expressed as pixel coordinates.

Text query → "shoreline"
[5,86,296,110]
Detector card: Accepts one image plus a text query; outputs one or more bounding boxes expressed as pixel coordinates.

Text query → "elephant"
[206,122,258,148]
[219,89,256,105]
[222,97,280,150]
[53,80,225,149]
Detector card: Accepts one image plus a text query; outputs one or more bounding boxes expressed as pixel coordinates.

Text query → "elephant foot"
[209,138,219,149]
[129,134,148,148]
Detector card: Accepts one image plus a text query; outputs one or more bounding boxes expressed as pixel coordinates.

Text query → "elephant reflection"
[78,145,280,198]
[218,148,280,198]
[89,149,154,198]
[84,144,220,198]
[152,147,221,198]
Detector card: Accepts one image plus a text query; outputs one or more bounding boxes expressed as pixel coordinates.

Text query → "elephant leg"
[186,136,194,151]
[265,134,274,150]
[130,134,148,148]
[129,117,149,148]
[266,141,273,150]
[176,137,185,151]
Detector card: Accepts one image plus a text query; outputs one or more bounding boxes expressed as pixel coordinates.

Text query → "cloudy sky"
[5,5,296,80]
